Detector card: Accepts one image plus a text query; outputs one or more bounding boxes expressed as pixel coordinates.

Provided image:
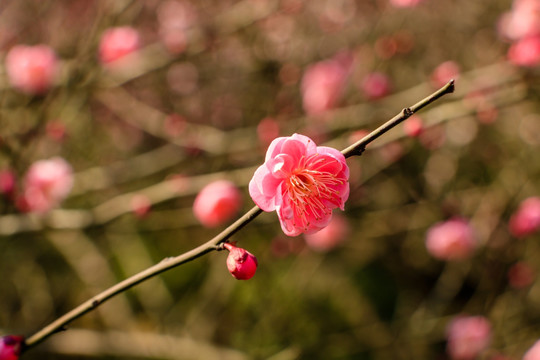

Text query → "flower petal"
[248,165,282,211]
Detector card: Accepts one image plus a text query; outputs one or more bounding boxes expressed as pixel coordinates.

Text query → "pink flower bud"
[403,115,424,137]
[0,335,24,360]
[193,180,243,228]
[508,261,536,289]
[301,53,353,115]
[508,36,540,67]
[0,170,16,197]
[22,157,73,213]
[223,243,258,280]
[509,197,540,238]
[389,0,423,8]
[360,72,392,100]
[98,26,140,65]
[130,194,152,219]
[525,340,540,360]
[303,214,350,252]
[5,45,58,95]
[425,218,477,261]
[431,61,460,89]
[446,316,491,360]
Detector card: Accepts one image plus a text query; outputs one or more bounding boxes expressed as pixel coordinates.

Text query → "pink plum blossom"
[22,157,73,213]
[130,194,152,219]
[389,0,424,8]
[525,340,540,360]
[508,35,540,67]
[0,335,23,360]
[98,26,140,65]
[360,72,392,100]
[509,197,540,238]
[257,117,280,148]
[403,115,424,137]
[430,61,460,89]
[301,53,353,115]
[498,0,540,41]
[0,170,15,197]
[5,45,58,95]
[304,214,350,252]
[446,315,491,360]
[249,133,349,237]
[223,243,258,280]
[193,180,243,228]
[425,218,477,261]
[508,261,536,289]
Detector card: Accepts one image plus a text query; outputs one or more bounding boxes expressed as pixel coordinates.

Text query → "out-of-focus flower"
[498,0,540,41]
[509,197,540,237]
[98,26,140,65]
[301,52,353,115]
[389,0,423,8]
[446,316,491,360]
[157,0,198,55]
[193,180,243,228]
[21,157,73,213]
[425,218,477,261]
[5,45,58,95]
[304,214,350,252]
[508,261,536,289]
[0,170,15,197]
[360,72,392,100]
[131,194,152,219]
[223,243,258,280]
[257,117,280,148]
[0,335,24,360]
[430,61,460,89]
[525,340,540,360]
[249,133,349,237]
[403,115,424,138]
[508,35,540,67]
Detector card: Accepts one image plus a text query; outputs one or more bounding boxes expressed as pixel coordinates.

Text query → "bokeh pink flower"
[5,45,58,95]
[525,340,540,360]
[0,335,23,360]
[403,115,424,138]
[425,218,477,261]
[304,214,350,252]
[446,315,491,360]
[431,61,460,89]
[98,26,140,65]
[389,0,424,8]
[193,180,243,228]
[249,133,349,237]
[360,72,392,100]
[301,53,353,115]
[21,157,74,213]
[224,243,258,280]
[507,35,540,67]
[509,196,540,238]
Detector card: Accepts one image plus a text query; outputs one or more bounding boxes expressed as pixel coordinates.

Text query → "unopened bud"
[223,243,258,280]
[0,335,24,360]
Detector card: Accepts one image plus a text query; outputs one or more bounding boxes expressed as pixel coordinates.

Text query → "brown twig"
[22,79,455,352]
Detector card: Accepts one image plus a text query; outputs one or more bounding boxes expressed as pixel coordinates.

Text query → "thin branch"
[22,80,455,352]
[341,79,455,158]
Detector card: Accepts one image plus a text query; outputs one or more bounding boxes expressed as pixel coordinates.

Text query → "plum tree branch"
[22,79,455,353]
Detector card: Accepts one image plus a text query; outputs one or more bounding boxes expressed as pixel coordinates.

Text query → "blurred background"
[0,0,539,359]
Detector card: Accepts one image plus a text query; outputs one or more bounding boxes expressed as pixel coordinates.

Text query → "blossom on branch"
[5,45,58,95]
[20,157,73,214]
[249,134,349,237]
[224,243,258,280]
[0,335,23,360]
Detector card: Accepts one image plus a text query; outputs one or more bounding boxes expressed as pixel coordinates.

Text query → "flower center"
[285,154,344,229]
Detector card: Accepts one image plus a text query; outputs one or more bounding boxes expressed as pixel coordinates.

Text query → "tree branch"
[22,79,455,353]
